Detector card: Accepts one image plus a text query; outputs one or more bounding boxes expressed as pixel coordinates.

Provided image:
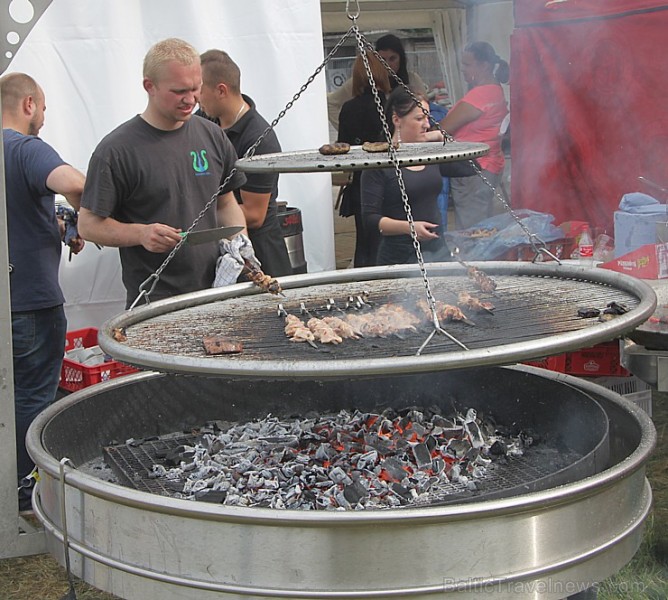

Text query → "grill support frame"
[26,366,655,599]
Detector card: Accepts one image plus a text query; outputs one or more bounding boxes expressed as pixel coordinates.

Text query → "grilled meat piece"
[362,141,398,153]
[112,327,127,342]
[319,142,350,155]
[457,291,495,313]
[202,336,243,355]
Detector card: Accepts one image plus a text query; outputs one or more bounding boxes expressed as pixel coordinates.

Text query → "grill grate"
[122,274,639,361]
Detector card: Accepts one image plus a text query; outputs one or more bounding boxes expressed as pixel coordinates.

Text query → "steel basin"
[27,366,655,599]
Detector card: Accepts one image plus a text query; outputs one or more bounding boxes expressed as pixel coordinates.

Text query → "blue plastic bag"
[444,210,564,261]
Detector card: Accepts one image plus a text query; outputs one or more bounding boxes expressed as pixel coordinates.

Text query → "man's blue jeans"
[12,305,66,484]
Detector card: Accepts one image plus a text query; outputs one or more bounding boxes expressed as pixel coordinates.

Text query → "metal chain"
[353,25,467,352]
[131,169,237,309]
[131,28,359,309]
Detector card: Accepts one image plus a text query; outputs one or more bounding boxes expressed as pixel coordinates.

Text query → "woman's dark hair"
[464,41,510,84]
[351,50,391,97]
[375,34,410,89]
[384,86,425,135]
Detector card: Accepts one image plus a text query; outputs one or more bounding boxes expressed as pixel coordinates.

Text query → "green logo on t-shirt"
[191,150,209,174]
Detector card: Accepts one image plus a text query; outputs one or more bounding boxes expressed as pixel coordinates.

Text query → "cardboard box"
[599,242,668,279]
[614,210,668,257]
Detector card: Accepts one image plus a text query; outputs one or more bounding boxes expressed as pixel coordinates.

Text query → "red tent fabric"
[511,1,668,232]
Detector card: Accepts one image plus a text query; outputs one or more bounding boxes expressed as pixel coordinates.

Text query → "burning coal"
[144,406,535,510]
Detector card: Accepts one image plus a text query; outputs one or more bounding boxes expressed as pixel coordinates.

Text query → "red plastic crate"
[60,327,138,392]
[522,354,568,372]
[523,341,628,377]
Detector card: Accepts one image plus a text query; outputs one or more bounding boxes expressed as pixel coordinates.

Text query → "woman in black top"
[361,87,459,266]
[337,50,391,267]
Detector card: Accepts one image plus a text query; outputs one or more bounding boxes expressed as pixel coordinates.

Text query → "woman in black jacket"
[337,50,391,267]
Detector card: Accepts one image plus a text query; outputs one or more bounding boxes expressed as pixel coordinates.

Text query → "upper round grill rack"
[235,141,489,173]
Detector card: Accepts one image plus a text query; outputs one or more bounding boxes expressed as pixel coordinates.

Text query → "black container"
[277,205,307,274]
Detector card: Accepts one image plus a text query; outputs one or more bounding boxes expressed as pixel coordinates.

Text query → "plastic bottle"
[579,225,594,267]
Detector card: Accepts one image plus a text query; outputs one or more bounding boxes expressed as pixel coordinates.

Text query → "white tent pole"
[1,0,53,558]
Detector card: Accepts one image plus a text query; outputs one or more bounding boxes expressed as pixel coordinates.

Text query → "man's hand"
[139,223,183,253]
[69,236,85,254]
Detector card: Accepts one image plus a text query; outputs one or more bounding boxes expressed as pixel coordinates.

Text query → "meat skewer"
[416,299,475,326]
[243,258,283,295]
[458,291,495,314]
[466,265,497,294]
[307,317,343,345]
[284,314,318,348]
[322,316,362,339]
[343,304,420,338]
[450,247,497,293]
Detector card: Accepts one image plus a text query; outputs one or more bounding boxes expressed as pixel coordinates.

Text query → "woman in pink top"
[440,42,509,229]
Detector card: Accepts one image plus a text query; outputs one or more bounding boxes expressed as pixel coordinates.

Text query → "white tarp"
[6,0,333,329]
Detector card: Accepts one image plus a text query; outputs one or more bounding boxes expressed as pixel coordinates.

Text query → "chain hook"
[346,0,360,20]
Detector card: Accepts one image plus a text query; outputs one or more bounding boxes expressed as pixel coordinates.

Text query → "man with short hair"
[1,72,86,511]
[198,49,293,277]
[79,38,247,307]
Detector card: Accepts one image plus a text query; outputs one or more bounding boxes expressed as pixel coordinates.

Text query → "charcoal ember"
[431,457,445,475]
[390,482,412,501]
[364,434,393,456]
[577,307,601,319]
[424,405,443,420]
[343,480,368,504]
[143,405,527,511]
[412,443,432,469]
[425,435,438,453]
[441,426,465,438]
[489,440,507,456]
[446,438,472,458]
[520,430,541,446]
[380,457,408,482]
[298,433,324,449]
[381,407,398,420]
[353,450,378,470]
[329,466,353,485]
[164,445,195,467]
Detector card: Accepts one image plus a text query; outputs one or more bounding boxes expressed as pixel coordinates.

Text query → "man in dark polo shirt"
[198,49,293,277]
[2,72,86,511]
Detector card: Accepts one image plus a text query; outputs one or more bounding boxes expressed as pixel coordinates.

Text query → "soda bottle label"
[580,244,593,258]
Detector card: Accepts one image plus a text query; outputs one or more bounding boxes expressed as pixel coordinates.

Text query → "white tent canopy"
[4,0,333,329]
